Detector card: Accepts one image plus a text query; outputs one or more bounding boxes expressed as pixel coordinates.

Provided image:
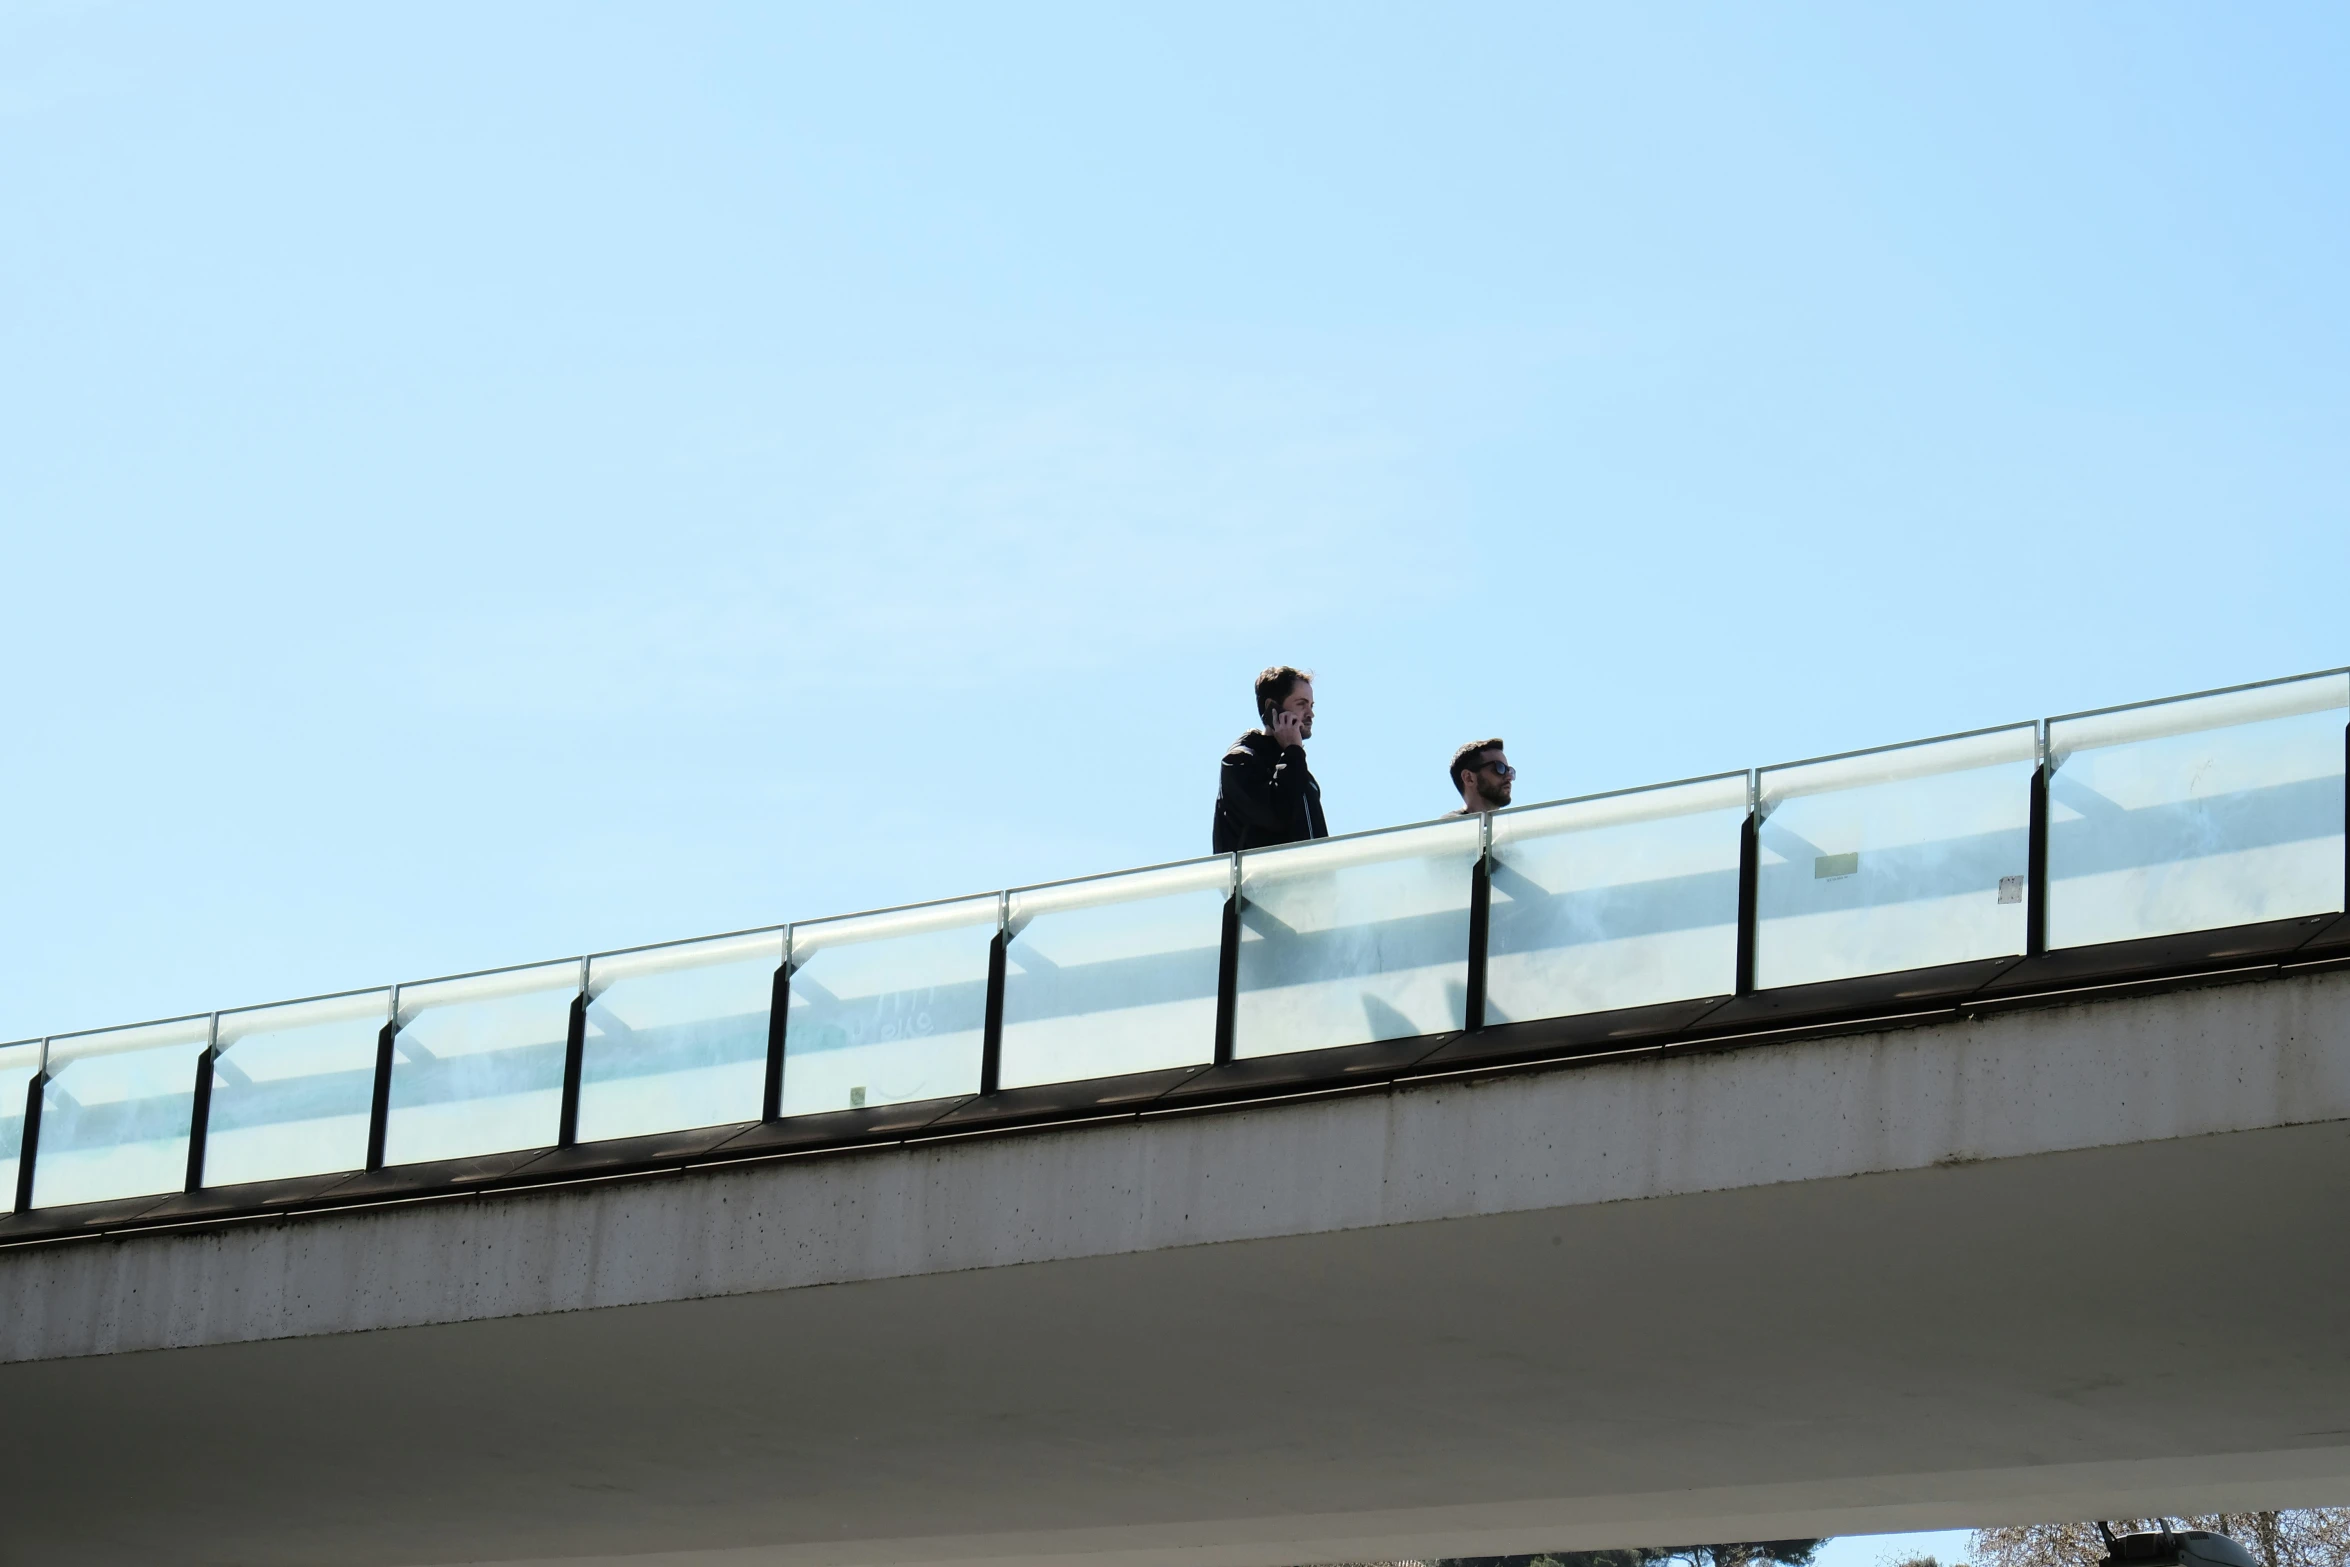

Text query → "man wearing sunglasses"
[1446,738,1515,816]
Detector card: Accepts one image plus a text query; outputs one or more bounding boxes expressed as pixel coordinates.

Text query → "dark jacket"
[1212,730,1329,853]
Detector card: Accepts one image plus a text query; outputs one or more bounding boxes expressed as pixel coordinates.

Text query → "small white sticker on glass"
[1998,876,2024,904]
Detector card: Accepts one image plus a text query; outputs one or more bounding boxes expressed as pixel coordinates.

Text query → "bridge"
[2,669,2347,1566]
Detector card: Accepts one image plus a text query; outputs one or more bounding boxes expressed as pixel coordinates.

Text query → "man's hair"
[1451,738,1505,793]
[1254,665,1313,722]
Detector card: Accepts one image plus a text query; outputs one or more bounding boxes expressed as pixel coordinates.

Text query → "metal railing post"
[2027,722,2051,958]
[365,988,398,1172]
[1213,854,1241,1066]
[979,893,1008,1096]
[763,930,792,1123]
[1734,771,1760,996]
[184,1013,219,1192]
[1464,814,1492,1032]
[12,1040,45,1214]
[557,958,589,1148]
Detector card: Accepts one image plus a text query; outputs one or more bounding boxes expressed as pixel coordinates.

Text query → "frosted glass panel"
[1,1039,41,1208]
[580,931,782,1142]
[205,991,387,1187]
[1000,860,1228,1089]
[1486,775,1745,1024]
[32,1018,210,1209]
[2048,675,2349,949]
[1235,820,1480,1058]
[1755,728,2037,990]
[383,963,576,1166]
[783,898,994,1116]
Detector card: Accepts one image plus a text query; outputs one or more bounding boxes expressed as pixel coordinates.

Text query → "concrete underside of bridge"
[5,966,2350,1567]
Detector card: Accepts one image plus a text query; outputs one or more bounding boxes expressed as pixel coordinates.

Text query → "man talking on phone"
[1212,665,1329,852]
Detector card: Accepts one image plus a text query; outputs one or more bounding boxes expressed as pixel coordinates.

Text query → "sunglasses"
[1481,760,1516,779]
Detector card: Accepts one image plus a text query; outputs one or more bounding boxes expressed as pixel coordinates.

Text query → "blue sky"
[3,3,2346,1041]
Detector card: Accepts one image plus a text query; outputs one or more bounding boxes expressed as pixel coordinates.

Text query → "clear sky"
[4,3,2346,1040]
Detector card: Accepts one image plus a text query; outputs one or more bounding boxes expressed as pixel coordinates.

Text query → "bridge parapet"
[2,666,2345,1248]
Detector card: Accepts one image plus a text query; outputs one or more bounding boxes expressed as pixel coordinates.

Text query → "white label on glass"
[1998,876,2025,904]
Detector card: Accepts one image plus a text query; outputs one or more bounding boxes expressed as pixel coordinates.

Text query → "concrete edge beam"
[6,964,2348,1365]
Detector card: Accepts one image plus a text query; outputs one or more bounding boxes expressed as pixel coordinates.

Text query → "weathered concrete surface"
[2,966,2349,1567]
[10,967,2350,1363]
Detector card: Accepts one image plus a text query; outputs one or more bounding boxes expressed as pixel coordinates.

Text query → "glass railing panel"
[1755,726,2038,990]
[1234,818,1482,1058]
[1000,860,1229,1089]
[782,897,996,1116]
[580,930,783,1142]
[1,1038,42,1205]
[205,990,388,1187]
[31,1017,211,1209]
[2047,672,2349,949]
[1486,774,1746,1024]
[382,962,578,1166]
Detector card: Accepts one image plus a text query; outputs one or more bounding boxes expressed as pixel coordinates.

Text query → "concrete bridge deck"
[4,959,2349,1567]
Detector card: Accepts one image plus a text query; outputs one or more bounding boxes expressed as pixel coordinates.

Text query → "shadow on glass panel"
[383,962,577,1167]
[781,897,993,1118]
[29,1017,211,1212]
[938,858,1230,1128]
[1231,818,1480,1061]
[925,859,1231,1127]
[579,930,781,1144]
[1716,726,2036,1025]
[203,989,387,1189]
[1431,774,1746,1068]
[1994,672,2348,992]
[997,859,1227,1090]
